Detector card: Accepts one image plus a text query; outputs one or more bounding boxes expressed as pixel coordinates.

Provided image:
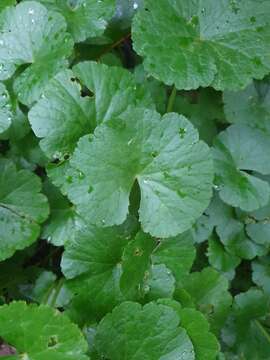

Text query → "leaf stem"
[254,319,270,344]
[96,32,131,61]
[49,278,65,308]
[166,85,177,113]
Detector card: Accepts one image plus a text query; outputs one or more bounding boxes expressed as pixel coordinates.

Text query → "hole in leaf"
[80,85,94,98]
[48,335,58,348]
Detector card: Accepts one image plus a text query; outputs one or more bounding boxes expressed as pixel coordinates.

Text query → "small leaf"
[213,124,270,211]
[0,158,49,261]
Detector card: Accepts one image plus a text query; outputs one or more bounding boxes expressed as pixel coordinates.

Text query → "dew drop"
[78,171,85,179]
[0,40,4,46]
[102,219,106,224]
[28,8,34,15]
[47,236,52,242]
[133,2,138,10]
[31,19,35,24]
[143,179,149,184]
[127,138,134,146]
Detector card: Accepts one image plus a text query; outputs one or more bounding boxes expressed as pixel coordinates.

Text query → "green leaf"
[0,0,15,13]
[191,214,213,244]
[179,308,220,360]
[42,180,84,246]
[72,61,153,125]
[213,124,270,211]
[173,89,223,145]
[7,132,48,171]
[224,79,270,132]
[177,267,232,334]
[120,231,156,298]
[39,0,115,42]
[152,231,196,281]
[95,301,195,360]
[0,1,73,105]
[67,108,213,237]
[61,220,136,321]
[0,83,12,134]
[29,61,152,159]
[132,0,270,90]
[0,158,49,261]
[29,69,93,159]
[222,289,270,359]
[252,257,270,294]
[0,301,89,359]
[206,195,267,259]
[207,235,240,279]
[143,264,176,301]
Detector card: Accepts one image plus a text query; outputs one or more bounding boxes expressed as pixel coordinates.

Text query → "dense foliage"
[0,1,270,359]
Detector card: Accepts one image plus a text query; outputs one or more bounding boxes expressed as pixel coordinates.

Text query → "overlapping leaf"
[39,0,115,42]
[213,124,270,211]
[29,61,152,160]
[67,108,213,237]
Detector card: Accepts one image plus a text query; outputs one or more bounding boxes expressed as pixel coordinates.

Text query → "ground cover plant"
[0,0,270,359]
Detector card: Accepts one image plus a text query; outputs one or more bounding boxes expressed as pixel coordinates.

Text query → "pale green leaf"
[0,1,73,105]
[0,158,49,261]
[67,108,213,237]
[213,124,270,211]
[132,0,270,90]
[0,301,89,360]
[95,301,195,360]
[39,0,115,42]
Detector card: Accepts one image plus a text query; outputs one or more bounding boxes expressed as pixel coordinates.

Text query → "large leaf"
[29,61,152,160]
[39,0,115,42]
[0,158,49,261]
[0,301,89,359]
[95,301,195,360]
[213,124,270,211]
[0,1,73,105]
[61,221,136,321]
[132,0,270,90]
[67,108,213,237]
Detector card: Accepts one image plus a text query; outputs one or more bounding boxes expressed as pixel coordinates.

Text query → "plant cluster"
[0,1,270,359]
